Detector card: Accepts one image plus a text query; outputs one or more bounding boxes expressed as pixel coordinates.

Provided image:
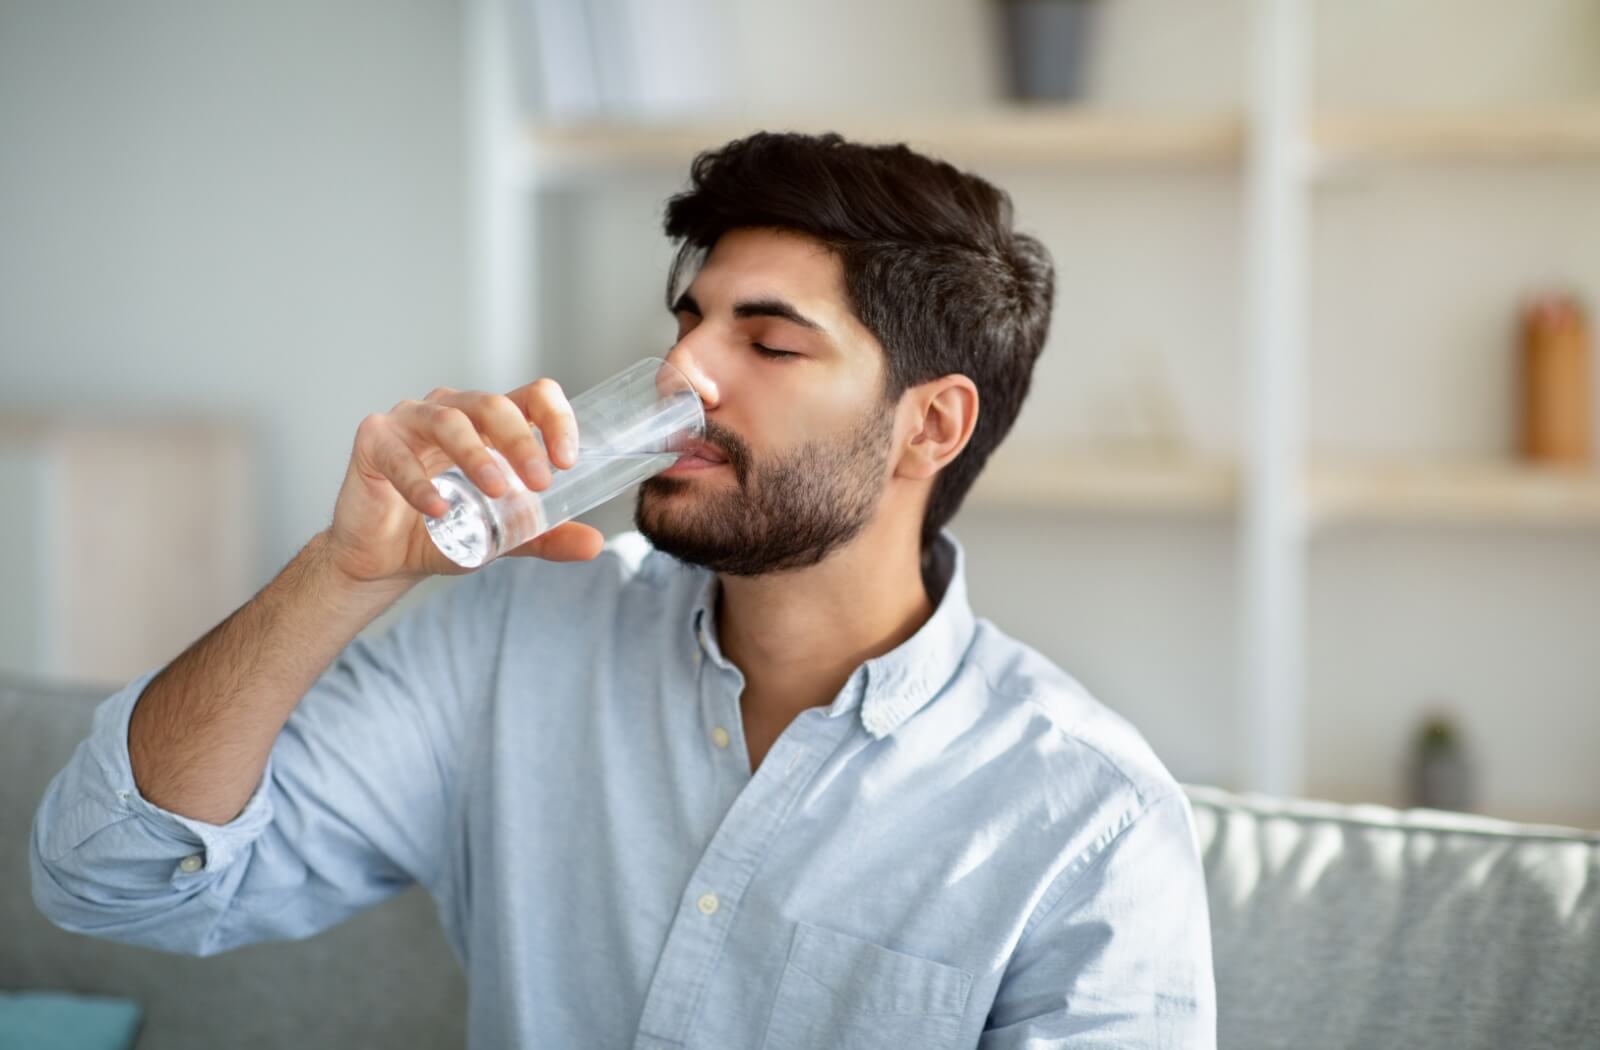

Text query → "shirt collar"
[679,530,977,740]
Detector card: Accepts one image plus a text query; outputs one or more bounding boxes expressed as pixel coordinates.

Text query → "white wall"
[0,0,468,594]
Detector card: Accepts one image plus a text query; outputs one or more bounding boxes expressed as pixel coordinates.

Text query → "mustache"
[700,419,752,487]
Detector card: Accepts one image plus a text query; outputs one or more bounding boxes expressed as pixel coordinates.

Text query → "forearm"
[128,529,416,824]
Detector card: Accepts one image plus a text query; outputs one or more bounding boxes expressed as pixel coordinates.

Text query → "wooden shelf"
[967,450,1600,529]
[1313,105,1600,167]
[525,109,1243,182]
[1308,458,1600,529]
[526,105,1600,184]
[966,450,1237,517]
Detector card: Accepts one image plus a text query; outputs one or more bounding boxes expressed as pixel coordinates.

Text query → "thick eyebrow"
[733,297,825,333]
[671,291,826,334]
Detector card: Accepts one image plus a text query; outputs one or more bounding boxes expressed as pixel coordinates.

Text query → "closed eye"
[753,343,797,360]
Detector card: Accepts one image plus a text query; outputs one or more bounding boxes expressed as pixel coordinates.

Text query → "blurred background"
[2,0,1597,827]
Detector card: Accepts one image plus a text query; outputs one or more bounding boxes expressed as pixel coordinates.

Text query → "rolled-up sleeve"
[980,791,1217,1048]
[30,561,510,957]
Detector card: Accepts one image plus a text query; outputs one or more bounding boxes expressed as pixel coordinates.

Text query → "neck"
[715,515,936,719]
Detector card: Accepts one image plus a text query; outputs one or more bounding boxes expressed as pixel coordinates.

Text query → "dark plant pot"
[998,0,1099,101]
[1409,746,1477,813]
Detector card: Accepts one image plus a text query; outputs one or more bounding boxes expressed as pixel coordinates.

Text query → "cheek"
[758,397,860,459]
[731,356,887,452]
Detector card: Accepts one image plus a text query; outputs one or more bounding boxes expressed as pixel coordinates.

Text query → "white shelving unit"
[465,0,1600,804]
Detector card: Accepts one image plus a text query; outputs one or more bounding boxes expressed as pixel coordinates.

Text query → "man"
[33,132,1215,1047]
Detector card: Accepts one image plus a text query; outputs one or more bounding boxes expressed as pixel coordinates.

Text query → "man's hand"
[326,381,606,584]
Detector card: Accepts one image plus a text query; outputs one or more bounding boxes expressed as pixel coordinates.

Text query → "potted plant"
[1407,711,1478,813]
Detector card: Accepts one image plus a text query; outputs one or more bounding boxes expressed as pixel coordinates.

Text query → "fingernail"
[558,438,578,465]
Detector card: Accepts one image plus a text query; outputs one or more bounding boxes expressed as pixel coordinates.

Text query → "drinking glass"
[425,357,703,568]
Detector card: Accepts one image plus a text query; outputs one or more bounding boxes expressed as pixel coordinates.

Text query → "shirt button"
[178,854,204,874]
[697,892,720,916]
[711,726,730,749]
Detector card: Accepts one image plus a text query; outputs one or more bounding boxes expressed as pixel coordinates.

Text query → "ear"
[895,374,979,482]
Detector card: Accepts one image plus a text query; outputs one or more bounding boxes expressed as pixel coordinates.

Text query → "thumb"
[503,521,606,563]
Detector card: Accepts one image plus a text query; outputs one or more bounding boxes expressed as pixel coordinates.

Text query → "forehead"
[689,227,851,324]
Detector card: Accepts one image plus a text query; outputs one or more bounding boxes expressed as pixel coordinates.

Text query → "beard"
[634,407,893,577]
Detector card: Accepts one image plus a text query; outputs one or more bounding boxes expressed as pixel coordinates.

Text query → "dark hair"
[662,131,1055,552]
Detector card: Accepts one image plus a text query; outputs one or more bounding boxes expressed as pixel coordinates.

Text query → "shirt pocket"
[759,920,973,1050]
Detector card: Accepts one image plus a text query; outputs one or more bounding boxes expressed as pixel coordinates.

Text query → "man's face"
[634,227,897,576]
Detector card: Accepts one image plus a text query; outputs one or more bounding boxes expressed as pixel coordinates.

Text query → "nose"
[664,339,721,410]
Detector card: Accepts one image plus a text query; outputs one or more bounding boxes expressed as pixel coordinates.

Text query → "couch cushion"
[2,674,467,1050]
[1185,784,1600,1050]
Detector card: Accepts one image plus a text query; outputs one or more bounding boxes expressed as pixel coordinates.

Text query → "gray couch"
[7,674,1598,1048]
[4,675,466,1049]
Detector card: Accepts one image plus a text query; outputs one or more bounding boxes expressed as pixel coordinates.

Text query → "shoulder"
[952,623,1203,923]
[961,619,1183,816]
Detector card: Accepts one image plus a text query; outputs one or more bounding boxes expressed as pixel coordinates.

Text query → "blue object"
[0,992,142,1050]
[32,530,1214,1047]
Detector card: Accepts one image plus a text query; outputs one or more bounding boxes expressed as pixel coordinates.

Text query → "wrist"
[306,530,419,607]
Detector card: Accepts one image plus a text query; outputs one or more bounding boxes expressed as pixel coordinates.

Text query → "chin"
[634,484,691,539]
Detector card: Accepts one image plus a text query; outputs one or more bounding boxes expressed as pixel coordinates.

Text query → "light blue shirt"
[32,530,1215,1048]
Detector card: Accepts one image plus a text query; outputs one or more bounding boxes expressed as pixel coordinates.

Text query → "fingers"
[391,399,514,497]
[503,521,605,562]
[372,379,579,519]
[403,381,576,492]
[426,390,553,491]
[356,414,449,517]
[505,378,580,471]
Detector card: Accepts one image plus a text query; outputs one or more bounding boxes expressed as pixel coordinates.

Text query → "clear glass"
[425,357,704,568]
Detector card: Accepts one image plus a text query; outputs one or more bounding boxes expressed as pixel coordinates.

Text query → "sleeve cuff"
[88,669,277,874]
